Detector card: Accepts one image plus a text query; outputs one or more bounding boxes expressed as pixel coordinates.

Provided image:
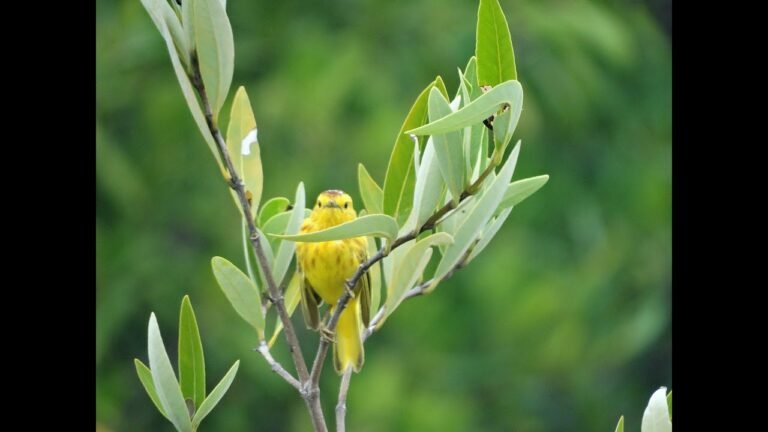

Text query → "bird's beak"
[324,201,340,209]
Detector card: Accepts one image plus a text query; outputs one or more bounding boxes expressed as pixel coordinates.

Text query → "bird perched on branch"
[296,190,370,374]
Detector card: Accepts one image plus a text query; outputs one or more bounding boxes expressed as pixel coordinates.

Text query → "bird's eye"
[317,201,322,208]
[344,202,350,209]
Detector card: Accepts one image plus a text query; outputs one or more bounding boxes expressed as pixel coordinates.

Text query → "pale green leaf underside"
[641,387,671,432]
[193,0,234,118]
[407,80,522,137]
[498,175,549,210]
[211,256,265,337]
[273,183,306,288]
[148,313,193,432]
[134,359,169,420]
[428,88,466,205]
[431,142,521,288]
[157,19,223,169]
[615,416,624,432]
[192,360,240,429]
[385,232,453,319]
[272,214,399,243]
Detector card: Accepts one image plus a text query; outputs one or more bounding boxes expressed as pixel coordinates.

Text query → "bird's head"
[310,189,357,227]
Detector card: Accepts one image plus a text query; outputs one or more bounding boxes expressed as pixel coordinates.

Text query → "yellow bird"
[296,190,370,374]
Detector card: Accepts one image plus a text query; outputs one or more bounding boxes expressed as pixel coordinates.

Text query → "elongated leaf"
[273,183,305,288]
[498,175,549,211]
[457,63,485,183]
[385,233,453,319]
[148,313,193,432]
[157,19,223,170]
[140,0,189,67]
[383,77,449,225]
[272,214,398,243]
[615,416,624,432]
[641,387,671,432]
[378,249,433,330]
[667,391,672,421]
[193,0,234,118]
[428,88,466,204]
[192,360,240,429]
[476,0,517,85]
[182,0,195,67]
[262,209,311,254]
[366,236,382,318]
[134,359,169,419]
[211,256,265,338]
[407,80,522,137]
[430,142,520,290]
[468,207,512,263]
[408,137,445,233]
[268,271,301,348]
[178,296,206,409]
[358,163,384,214]
[227,87,263,212]
[258,197,290,227]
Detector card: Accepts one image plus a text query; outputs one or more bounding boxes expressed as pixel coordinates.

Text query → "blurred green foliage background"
[96,0,670,430]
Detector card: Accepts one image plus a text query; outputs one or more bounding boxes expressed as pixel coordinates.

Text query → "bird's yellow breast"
[296,220,367,305]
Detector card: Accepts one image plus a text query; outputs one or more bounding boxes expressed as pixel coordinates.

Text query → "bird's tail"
[332,297,364,374]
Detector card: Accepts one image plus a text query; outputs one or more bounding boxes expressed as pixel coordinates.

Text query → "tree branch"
[189,59,326,432]
[255,342,301,391]
[335,368,353,432]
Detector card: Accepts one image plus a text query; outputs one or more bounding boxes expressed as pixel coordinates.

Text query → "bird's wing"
[354,239,371,327]
[298,263,321,330]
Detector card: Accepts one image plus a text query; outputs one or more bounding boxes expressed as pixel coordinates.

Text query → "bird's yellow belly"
[298,240,361,305]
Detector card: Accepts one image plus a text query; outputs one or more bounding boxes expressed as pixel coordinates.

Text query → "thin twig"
[255,342,301,391]
[335,368,353,432]
[189,59,326,432]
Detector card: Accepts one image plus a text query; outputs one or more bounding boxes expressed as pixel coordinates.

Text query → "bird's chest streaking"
[297,238,364,305]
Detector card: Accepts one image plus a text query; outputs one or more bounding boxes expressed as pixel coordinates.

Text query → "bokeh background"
[96,0,671,430]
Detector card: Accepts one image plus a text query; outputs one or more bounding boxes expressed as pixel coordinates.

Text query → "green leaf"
[227,86,262,212]
[475,0,517,86]
[497,175,549,211]
[407,80,522,138]
[267,271,301,348]
[383,233,453,321]
[273,183,305,288]
[615,416,624,432]
[156,17,223,170]
[457,61,486,182]
[428,88,466,204]
[134,359,169,420]
[430,142,521,290]
[358,163,384,214]
[211,257,265,338]
[271,214,399,243]
[667,391,672,421]
[140,0,189,67]
[407,137,445,234]
[261,209,311,254]
[641,387,671,432]
[258,197,290,227]
[468,206,512,262]
[192,360,240,429]
[178,295,206,409]
[383,77,449,225]
[147,313,193,432]
[366,237,382,318]
[192,0,235,119]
